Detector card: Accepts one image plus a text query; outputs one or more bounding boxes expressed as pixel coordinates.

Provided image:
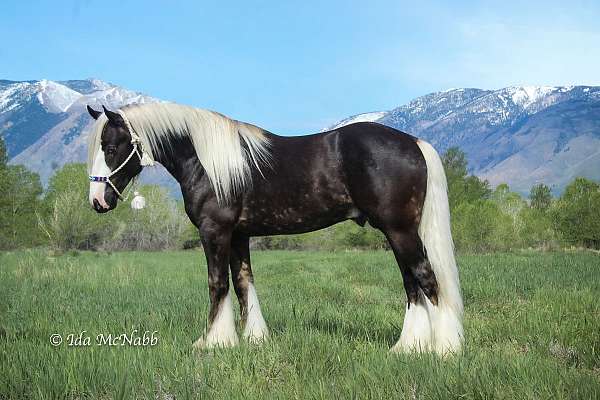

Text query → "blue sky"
[2,0,599,133]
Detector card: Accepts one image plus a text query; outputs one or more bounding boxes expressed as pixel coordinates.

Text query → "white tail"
[415,139,464,354]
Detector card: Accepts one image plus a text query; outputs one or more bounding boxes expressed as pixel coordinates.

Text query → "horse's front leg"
[193,223,238,349]
[230,234,269,343]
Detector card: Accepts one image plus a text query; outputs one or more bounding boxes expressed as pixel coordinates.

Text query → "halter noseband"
[88,111,154,200]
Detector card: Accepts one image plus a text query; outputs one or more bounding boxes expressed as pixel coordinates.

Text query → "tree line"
[1,134,599,252]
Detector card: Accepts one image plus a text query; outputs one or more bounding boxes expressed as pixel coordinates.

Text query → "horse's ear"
[87,105,102,120]
[102,106,124,126]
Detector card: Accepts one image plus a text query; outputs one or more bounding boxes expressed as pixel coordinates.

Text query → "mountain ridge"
[2,78,599,195]
[327,85,600,194]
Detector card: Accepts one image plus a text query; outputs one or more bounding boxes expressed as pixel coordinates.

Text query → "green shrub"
[102,186,190,251]
[38,189,112,251]
[552,177,600,249]
[452,200,515,252]
[518,208,558,249]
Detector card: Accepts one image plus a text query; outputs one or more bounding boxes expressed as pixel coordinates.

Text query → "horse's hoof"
[242,324,269,345]
[243,332,269,345]
[389,341,431,354]
[192,337,206,350]
[192,335,239,350]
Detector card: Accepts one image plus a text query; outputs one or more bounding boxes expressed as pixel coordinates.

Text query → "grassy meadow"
[0,249,599,399]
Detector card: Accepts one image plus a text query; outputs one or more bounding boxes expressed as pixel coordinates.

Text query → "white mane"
[87,103,271,204]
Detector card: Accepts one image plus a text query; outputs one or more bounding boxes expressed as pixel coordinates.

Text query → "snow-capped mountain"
[327,86,600,194]
[2,79,599,196]
[0,78,166,186]
[327,111,387,131]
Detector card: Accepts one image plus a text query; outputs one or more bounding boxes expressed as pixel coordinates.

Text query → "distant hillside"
[328,86,600,194]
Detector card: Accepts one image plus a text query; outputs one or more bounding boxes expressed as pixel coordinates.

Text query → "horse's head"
[87,105,143,213]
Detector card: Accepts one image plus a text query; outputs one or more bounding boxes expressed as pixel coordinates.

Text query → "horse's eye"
[106,146,117,155]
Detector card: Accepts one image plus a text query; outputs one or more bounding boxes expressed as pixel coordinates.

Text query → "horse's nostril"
[93,198,103,212]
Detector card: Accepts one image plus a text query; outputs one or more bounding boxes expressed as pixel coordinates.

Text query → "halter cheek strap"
[88,111,154,200]
[119,110,155,168]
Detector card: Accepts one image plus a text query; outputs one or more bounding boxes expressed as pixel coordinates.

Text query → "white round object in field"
[130,191,146,210]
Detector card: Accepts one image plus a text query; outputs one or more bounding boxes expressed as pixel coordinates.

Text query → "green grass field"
[1,250,599,399]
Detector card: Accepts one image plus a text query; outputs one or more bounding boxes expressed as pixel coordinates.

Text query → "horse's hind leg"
[383,229,439,353]
[230,234,269,343]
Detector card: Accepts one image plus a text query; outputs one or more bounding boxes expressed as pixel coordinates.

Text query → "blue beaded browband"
[89,176,108,182]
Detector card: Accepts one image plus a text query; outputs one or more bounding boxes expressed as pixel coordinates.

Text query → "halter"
[88,110,154,200]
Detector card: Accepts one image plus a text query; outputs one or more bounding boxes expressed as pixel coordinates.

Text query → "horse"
[86,102,463,354]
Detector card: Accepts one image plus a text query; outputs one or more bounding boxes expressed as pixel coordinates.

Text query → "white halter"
[88,110,154,200]
[118,110,155,167]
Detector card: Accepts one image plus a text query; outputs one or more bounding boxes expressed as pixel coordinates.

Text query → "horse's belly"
[235,204,355,236]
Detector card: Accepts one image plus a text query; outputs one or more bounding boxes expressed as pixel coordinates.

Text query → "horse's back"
[330,122,420,154]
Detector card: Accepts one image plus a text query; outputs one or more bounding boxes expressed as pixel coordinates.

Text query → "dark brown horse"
[86,102,463,354]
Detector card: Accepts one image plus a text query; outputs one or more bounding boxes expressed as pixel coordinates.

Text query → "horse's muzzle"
[92,198,111,213]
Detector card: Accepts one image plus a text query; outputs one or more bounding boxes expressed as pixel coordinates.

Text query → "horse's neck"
[152,134,204,189]
[150,128,276,199]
